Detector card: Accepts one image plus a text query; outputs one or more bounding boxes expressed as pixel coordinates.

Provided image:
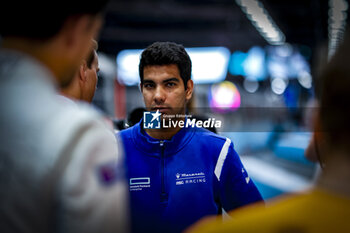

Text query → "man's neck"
[60,78,81,100]
[60,92,79,102]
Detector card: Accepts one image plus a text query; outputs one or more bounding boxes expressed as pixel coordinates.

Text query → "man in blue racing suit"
[119,42,263,233]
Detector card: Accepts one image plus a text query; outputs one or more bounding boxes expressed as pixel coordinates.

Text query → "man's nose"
[154,86,166,104]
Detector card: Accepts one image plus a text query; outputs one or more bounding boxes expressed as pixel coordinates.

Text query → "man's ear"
[185,79,194,101]
[79,61,88,82]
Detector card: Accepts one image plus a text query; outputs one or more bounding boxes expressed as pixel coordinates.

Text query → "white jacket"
[0,49,129,233]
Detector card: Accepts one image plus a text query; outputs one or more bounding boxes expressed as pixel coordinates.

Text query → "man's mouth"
[152,107,171,113]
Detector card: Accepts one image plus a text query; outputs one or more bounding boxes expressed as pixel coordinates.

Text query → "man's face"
[141,64,193,116]
[60,16,102,88]
[84,51,99,102]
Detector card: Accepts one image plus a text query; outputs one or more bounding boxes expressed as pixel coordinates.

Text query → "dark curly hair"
[139,42,192,89]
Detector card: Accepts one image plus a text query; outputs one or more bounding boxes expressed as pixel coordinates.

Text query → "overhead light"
[297,71,312,89]
[186,47,231,84]
[116,47,231,86]
[228,51,248,76]
[243,46,266,80]
[243,79,259,93]
[271,77,288,95]
[236,0,285,45]
[267,57,288,80]
[116,49,141,86]
[267,45,310,82]
[209,81,241,111]
[328,0,348,59]
[229,46,267,81]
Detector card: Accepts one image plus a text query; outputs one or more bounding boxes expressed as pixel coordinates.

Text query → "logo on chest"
[175,172,206,186]
[129,177,151,191]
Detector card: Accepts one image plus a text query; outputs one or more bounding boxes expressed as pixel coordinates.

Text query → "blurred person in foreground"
[60,39,100,104]
[0,1,128,233]
[186,35,350,233]
[118,42,263,233]
[59,40,116,131]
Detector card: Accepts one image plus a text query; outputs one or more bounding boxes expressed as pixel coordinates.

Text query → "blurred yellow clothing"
[187,188,350,233]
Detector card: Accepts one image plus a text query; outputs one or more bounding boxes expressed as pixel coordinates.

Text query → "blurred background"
[91,0,347,200]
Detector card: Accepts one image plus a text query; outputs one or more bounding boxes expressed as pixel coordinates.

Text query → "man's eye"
[166,82,176,87]
[144,83,154,88]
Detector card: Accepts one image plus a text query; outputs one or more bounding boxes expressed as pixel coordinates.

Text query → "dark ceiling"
[98,0,330,57]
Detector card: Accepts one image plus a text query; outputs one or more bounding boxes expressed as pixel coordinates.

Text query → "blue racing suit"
[119,121,263,233]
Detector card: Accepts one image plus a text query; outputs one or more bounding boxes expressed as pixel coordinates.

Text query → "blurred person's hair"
[139,42,192,89]
[86,40,98,68]
[0,1,109,40]
[318,31,350,151]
